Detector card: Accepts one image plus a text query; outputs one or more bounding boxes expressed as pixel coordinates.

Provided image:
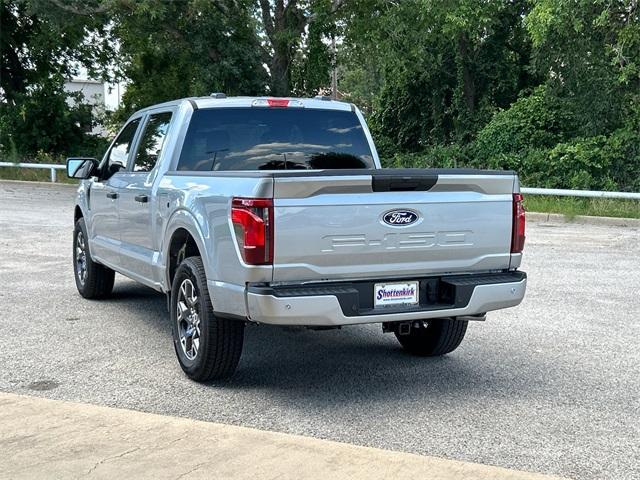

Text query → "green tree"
[111,0,267,120]
[0,77,107,157]
[0,0,112,157]
[257,0,347,96]
[526,0,640,136]
[340,0,537,153]
[472,0,640,190]
[0,0,112,104]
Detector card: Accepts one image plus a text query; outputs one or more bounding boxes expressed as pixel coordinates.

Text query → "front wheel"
[171,256,244,381]
[73,218,115,299]
[395,318,468,356]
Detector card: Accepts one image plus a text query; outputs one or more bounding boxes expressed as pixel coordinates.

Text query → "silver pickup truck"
[67,95,527,381]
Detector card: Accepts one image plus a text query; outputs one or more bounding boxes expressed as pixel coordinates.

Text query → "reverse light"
[231,197,274,265]
[511,193,526,253]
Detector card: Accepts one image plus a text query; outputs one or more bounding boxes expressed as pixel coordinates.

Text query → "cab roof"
[135,96,355,116]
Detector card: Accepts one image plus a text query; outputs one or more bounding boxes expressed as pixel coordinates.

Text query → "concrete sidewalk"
[0,393,568,480]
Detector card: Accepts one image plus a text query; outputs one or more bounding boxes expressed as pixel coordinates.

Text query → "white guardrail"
[0,161,66,183]
[521,187,640,200]
[0,161,639,199]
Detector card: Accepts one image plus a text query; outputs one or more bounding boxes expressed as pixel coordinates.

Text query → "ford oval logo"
[382,209,419,227]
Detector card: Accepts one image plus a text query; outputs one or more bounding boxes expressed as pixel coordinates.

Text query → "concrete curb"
[528,211,640,228]
[0,392,569,480]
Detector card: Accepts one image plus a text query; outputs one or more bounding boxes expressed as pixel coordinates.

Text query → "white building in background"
[64,74,125,136]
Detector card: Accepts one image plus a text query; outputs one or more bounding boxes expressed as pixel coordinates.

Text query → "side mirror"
[66,158,98,179]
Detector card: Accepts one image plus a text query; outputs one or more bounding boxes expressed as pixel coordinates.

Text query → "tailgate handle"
[372,175,437,192]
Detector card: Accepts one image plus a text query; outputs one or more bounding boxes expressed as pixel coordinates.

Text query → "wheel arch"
[74,205,84,223]
[163,210,211,292]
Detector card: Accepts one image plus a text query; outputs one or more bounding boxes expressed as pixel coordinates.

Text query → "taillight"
[511,193,526,253]
[231,197,274,265]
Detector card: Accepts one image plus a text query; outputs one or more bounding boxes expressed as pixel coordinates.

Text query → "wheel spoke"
[187,293,198,308]
[177,301,189,321]
[185,282,197,307]
[193,317,200,336]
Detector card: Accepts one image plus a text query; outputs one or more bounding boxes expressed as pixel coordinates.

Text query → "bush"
[381,144,471,169]
[379,123,640,192]
[473,85,577,168]
[543,137,616,190]
[605,122,640,192]
[466,86,640,191]
[477,129,639,191]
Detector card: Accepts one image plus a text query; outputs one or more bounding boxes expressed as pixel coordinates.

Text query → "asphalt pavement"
[0,180,638,480]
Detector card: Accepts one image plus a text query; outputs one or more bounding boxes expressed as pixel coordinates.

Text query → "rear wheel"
[171,256,244,381]
[73,218,115,299]
[395,318,468,356]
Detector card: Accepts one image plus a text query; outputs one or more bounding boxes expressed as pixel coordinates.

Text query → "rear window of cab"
[177,108,375,171]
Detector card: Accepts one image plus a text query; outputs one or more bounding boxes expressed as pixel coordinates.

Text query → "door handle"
[134,194,149,203]
[106,191,118,199]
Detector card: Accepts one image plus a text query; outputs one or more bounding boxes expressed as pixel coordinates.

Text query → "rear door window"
[177,108,374,171]
[132,112,173,172]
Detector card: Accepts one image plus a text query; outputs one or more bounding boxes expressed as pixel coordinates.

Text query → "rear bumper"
[245,271,526,326]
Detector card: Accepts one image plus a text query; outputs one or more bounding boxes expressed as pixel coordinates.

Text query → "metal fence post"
[50,167,57,183]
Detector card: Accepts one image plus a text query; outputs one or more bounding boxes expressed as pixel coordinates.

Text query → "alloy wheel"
[75,231,87,285]
[176,278,201,361]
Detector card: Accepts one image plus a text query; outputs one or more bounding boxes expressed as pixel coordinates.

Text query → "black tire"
[73,217,115,299]
[171,256,244,381]
[395,318,468,356]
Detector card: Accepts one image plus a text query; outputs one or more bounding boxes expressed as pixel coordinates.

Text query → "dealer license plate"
[374,281,419,308]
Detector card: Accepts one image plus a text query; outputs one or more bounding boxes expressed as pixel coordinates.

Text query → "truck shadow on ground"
[109,281,539,407]
[229,324,486,402]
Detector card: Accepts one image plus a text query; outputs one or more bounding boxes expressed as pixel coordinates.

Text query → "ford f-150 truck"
[67,95,527,381]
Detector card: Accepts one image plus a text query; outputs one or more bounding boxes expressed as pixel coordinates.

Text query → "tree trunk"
[259,0,307,97]
[269,41,291,96]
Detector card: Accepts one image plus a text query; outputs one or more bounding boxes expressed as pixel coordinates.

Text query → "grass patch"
[0,166,77,184]
[524,195,640,219]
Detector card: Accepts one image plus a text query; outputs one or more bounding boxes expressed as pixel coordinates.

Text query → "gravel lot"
[1,180,638,480]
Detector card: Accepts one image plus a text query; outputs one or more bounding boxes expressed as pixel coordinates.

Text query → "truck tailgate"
[271,169,516,282]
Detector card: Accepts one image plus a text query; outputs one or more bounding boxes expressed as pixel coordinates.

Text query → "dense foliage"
[1,0,638,191]
[110,0,266,123]
[0,0,112,157]
[340,0,640,191]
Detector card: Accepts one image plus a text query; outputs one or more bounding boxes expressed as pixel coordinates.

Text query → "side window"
[133,112,173,172]
[103,119,140,179]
